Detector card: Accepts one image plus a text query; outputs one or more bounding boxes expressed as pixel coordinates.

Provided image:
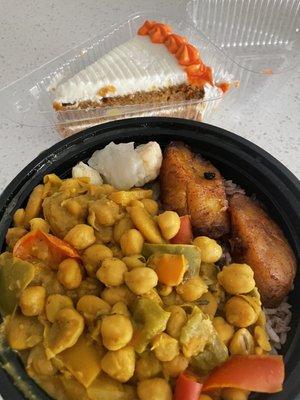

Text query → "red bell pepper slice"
[170,215,193,244]
[202,355,284,394]
[13,230,80,267]
[173,372,203,400]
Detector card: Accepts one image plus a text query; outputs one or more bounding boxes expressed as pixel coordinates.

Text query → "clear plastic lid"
[0,11,236,135]
[187,0,300,103]
[0,3,299,135]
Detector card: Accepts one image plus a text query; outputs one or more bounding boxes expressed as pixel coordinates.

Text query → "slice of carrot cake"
[53,20,228,111]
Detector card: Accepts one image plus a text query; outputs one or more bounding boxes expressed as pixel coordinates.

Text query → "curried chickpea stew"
[0,139,294,400]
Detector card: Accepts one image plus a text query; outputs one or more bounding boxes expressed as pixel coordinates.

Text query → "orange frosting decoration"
[185,62,205,75]
[137,20,214,88]
[138,20,157,35]
[217,82,230,93]
[149,23,172,43]
[165,34,187,53]
[176,43,199,66]
[188,66,213,87]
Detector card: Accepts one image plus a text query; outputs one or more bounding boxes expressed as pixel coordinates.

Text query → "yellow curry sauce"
[0,174,271,400]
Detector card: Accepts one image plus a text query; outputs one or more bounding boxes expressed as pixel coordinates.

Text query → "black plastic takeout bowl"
[0,117,299,400]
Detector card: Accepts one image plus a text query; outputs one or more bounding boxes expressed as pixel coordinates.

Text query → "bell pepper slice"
[202,355,284,394]
[170,215,193,244]
[0,252,35,315]
[173,373,203,400]
[13,229,80,267]
[132,297,170,353]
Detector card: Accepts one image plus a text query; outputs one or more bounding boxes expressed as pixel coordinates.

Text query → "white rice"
[264,299,292,349]
[224,179,246,196]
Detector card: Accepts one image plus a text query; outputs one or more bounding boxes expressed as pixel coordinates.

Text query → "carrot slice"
[13,230,80,267]
[150,254,187,286]
[202,355,284,394]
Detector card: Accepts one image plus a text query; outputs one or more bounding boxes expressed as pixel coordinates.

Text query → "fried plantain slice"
[229,194,296,307]
[160,143,229,238]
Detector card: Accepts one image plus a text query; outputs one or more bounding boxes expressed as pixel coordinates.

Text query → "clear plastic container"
[0,11,236,137]
[186,0,300,107]
[0,3,299,136]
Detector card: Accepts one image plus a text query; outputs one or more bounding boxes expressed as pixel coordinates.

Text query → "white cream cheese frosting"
[53,36,187,104]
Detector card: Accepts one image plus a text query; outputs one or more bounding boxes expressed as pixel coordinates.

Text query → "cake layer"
[54,83,205,110]
[53,35,187,105]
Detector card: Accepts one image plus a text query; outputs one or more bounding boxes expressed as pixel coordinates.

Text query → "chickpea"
[151,332,179,362]
[156,211,180,240]
[29,218,50,233]
[45,294,73,322]
[137,378,172,400]
[76,295,111,320]
[64,199,83,216]
[239,294,261,315]
[141,198,158,215]
[199,291,218,319]
[113,215,134,243]
[166,305,187,339]
[229,328,255,355]
[64,224,96,250]
[193,236,222,263]
[124,267,158,295]
[101,285,135,306]
[13,208,25,227]
[96,258,127,287]
[88,199,120,227]
[122,254,146,270]
[162,353,189,378]
[254,326,271,351]
[135,351,162,380]
[94,226,113,244]
[225,296,258,328]
[101,346,135,382]
[57,258,82,289]
[213,317,235,345]
[221,388,250,400]
[111,301,130,316]
[217,263,255,295]
[176,276,208,302]
[20,286,46,316]
[82,244,113,276]
[120,229,144,256]
[101,314,133,350]
[159,285,172,297]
